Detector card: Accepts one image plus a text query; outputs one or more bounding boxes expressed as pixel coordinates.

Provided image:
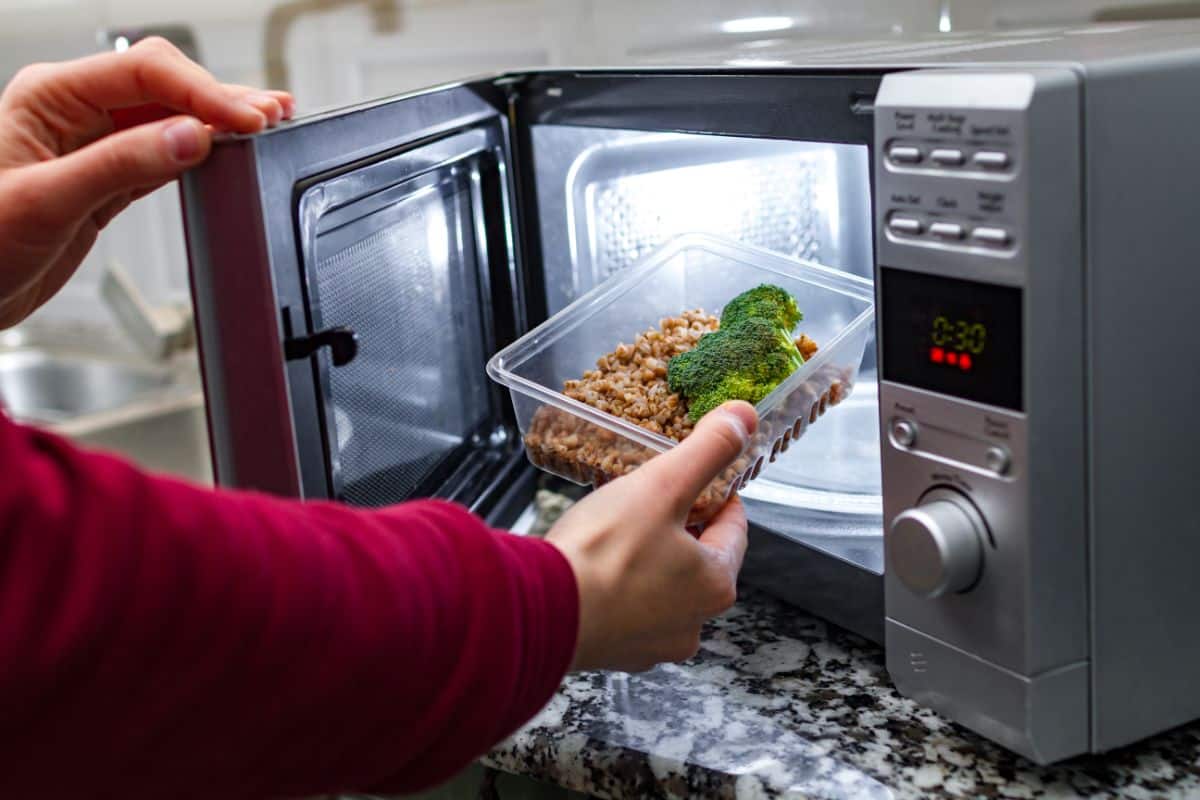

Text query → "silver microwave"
[180,23,1200,765]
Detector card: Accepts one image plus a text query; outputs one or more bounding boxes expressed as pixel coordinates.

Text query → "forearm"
[0,414,576,798]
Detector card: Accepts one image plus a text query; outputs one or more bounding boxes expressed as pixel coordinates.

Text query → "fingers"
[108,89,293,132]
[22,115,211,224]
[697,496,748,576]
[15,37,270,133]
[222,85,296,124]
[638,401,758,518]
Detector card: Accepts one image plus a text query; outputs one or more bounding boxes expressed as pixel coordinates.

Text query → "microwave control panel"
[873,68,1089,762]
[875,72,1028,283]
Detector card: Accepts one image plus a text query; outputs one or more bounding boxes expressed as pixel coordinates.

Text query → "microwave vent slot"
[588,152,827,282]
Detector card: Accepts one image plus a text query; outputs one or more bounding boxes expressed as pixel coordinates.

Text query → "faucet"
[264,0,400,92]
[100,261,195,361]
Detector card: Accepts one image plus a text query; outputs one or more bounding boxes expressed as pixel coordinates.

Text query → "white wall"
[0,0,1176,328]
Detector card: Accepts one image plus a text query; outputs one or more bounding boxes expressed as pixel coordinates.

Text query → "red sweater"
[0,409,578,798]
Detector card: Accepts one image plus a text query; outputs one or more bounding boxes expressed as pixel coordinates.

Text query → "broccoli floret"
[668,316,804,421]
[719,284,803,332]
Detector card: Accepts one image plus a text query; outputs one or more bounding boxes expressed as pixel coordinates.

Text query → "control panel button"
[929,148,965,166]
[888,145,923,164]
[973,150,1010,169]
[985,446,1012,476]
[888,216,924,236]
[890,488,986,598]
[929,221,965,240]
[971,226,1011,246]
[891,418,918,448]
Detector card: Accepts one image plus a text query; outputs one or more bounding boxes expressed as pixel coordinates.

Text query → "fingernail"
[237,101,270,128]
[164,119,202,163]
[246,94,282,122]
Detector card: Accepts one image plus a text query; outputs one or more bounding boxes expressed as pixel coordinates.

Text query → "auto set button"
[888,216,924,236]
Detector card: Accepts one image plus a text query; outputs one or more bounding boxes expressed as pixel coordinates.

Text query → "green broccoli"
[668,315,804,421]
[719,283,803,331]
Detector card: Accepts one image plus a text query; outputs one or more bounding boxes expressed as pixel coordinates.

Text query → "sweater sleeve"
[0,410,578,799]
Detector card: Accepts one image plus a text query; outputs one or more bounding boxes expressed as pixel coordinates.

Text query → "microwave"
[180,23,1200,765]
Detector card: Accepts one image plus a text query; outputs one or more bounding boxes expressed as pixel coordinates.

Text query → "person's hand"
[546,401,758,673]
[0,37,294,328]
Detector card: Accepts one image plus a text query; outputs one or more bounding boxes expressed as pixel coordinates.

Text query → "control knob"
[889,489,986,598]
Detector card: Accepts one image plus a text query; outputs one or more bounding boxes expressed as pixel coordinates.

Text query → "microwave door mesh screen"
[532,126,880,524]
[313,177,491,506]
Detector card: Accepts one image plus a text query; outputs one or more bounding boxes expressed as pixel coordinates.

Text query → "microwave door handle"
[284,326,359,367]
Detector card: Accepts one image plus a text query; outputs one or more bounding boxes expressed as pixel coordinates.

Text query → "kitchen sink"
[0,324,213,484]
[0,351,171,423]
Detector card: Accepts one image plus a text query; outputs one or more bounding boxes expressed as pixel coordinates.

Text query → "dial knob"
[889,489,986,598]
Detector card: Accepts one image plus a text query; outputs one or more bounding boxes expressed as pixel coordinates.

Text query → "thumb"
[27,116,210,223]
[639,400,758,519]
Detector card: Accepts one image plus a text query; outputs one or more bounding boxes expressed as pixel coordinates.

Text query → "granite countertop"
[484,585,1200,799]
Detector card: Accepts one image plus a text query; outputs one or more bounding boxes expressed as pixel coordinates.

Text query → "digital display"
[881,267,1023,411]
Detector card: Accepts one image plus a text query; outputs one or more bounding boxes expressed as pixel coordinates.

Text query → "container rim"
[486,233,876,454]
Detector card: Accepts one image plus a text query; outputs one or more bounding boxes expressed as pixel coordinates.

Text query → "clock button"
[929,221,965,240]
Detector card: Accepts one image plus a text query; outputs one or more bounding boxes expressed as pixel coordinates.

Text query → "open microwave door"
[181,81,531,521]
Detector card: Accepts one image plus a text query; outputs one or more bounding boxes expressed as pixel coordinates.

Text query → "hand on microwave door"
[0,37,294,328]
[546,400,758,673]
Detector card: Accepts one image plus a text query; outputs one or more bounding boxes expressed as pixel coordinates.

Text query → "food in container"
[487,234,875,524]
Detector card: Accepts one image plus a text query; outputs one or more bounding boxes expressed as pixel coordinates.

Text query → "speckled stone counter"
[483,587,1200,799]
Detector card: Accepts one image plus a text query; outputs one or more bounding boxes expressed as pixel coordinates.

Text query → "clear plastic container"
[487,234,876,524]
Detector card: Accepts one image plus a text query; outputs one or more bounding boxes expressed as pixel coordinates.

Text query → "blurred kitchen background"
[0,0,1194,485]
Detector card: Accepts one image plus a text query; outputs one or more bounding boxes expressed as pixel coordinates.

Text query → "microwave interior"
[527,125,880,531]
[183,71,886,631]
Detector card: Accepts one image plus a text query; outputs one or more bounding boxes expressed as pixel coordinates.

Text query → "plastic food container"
[487,234,875,524]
